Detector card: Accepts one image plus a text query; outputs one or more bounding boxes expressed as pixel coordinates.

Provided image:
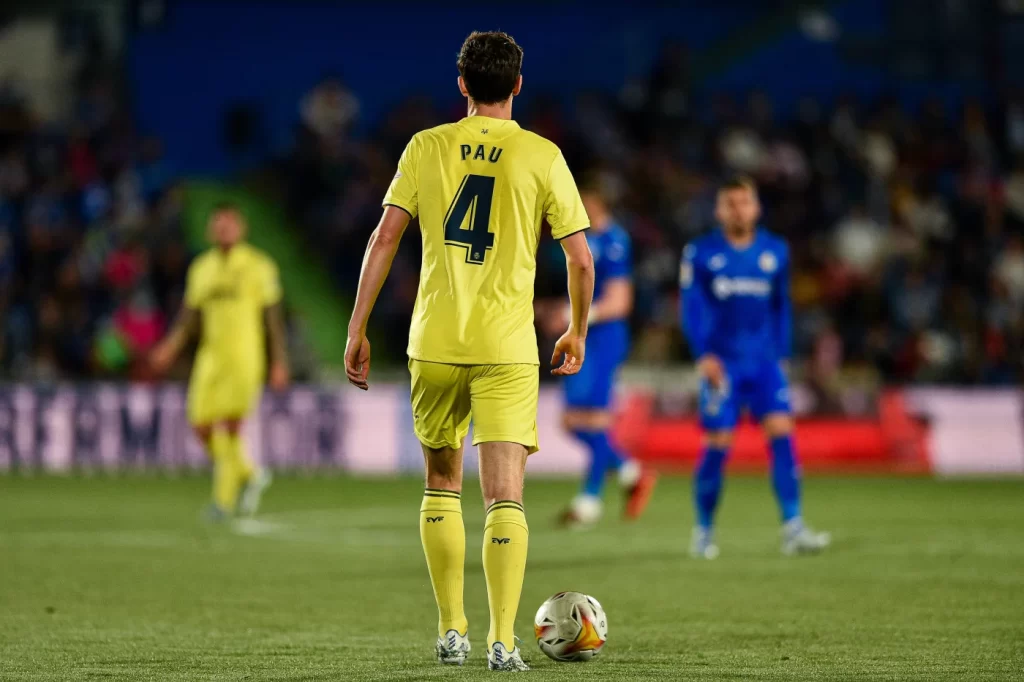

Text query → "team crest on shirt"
[759,251,778,273]
[709,254,727,271]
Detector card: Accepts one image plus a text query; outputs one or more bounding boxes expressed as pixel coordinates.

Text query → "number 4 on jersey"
[444,174,495,265]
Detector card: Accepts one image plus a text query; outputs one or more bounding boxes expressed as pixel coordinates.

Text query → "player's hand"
[551,331,585,376]
[697,354,725,389]
[149,342,176,376]
[269,362,290,391]
[345,333,371,390]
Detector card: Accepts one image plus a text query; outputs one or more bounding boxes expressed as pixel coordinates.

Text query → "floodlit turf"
[1,475,1023,681]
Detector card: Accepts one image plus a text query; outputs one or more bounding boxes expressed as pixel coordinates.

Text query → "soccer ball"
[533,591,608,661]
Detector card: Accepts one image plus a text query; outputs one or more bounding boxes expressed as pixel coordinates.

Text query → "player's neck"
[467,98,513,121]
[722,227,756,250]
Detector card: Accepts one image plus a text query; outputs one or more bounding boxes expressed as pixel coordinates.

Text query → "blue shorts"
[699,360,790,430]
[564,324,628,410]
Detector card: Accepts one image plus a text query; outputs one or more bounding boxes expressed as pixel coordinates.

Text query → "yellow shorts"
[409,360,539,454]
[187,354,262,426]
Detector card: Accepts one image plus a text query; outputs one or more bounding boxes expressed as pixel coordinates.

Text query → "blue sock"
[769,435,802,523]
[694,446,728,530]
[573,430,624,497]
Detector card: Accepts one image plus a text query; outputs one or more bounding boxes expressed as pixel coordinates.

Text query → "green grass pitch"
[2,475,1022,680]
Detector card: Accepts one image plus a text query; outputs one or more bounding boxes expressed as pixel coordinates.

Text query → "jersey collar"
[716,226,762,253]
[460,115,520,130]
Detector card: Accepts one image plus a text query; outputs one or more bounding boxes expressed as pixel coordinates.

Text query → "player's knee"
[763,413,793,439]
[423,446,463,492]
[222,418,243,436]
[705,430,733,449]
[192,424,213,446]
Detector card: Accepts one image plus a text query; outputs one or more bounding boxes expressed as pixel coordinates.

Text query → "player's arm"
[589,235,633,324]
[345,206,411,390]
[771,246,793,369]
[150,307,200,374]
[259,259,290,389]
[552,230,594,376]
[588,279,632,324]
[346,134,419,390]
[545,150,594,375]
[264,302,290,389]
[680,246,723,387]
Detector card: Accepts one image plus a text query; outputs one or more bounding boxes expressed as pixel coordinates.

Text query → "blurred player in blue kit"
[681,176,830,558]
[556,181,655,528]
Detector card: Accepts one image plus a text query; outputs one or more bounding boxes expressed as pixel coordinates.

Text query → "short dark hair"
[719,174,757,194]
[457,31,523,105]
[579,173,613,207]
[210,201,242,217]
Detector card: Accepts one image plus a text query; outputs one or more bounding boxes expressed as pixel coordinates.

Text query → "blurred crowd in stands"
[282,54,1024,386]
[0,70,186,380]
[4,46,1023,386]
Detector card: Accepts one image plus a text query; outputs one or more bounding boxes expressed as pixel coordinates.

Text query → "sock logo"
[491,537,511,545]
[426,516,445,523]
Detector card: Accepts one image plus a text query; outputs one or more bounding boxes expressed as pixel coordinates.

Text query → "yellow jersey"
[383,115,588,365]
[184,243,282,375]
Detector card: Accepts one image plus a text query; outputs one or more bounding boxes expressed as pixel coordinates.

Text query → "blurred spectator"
[300,75,360,143]
[992,233,1024,304]
[0,63,192,380]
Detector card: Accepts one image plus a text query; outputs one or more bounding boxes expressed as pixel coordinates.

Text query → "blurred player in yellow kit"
[344,31,595,671]
[150,204,289,519]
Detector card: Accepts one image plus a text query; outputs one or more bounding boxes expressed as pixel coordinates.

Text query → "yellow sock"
[224,431,255,483]
[482,500,528,651]
[420,489,468,637]
[210,430,242,512]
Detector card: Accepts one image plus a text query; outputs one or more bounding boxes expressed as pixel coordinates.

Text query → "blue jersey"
[564,223,631,409]
[680,228,792,428]
[680,228,791,366]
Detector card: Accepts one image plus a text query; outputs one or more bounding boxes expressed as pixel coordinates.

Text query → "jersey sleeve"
[604,231,632,280]
[262,258,283,307]
[679,243,713,358]
[543,151,589,240]
[382,134,421,218]
[183,260,204,309]
[771,244,792,359]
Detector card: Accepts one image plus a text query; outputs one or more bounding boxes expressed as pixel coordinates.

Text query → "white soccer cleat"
[558,494,602,529]
[435,629,470,666]
[781,519,831,556]
[689,526,720,560]
[238,469,272,517]
[487,641,529,672]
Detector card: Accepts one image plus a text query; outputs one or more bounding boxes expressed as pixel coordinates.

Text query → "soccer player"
[680,176,830,558]
[558,181,655,528]
[150,203,288,519]
[344,31,595,671]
